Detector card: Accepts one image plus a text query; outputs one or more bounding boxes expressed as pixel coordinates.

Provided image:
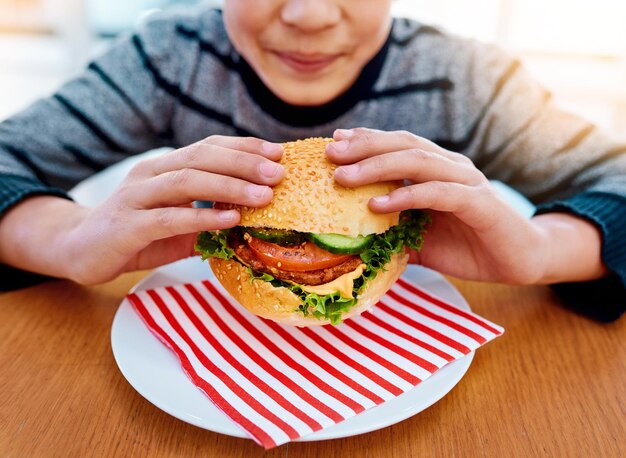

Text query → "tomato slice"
[246,236,354,272]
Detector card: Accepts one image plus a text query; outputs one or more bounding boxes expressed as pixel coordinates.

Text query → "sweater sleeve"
[447,39,626,321]
[0,10,189,197]
[534,192,626,321]
[0,11,197,289]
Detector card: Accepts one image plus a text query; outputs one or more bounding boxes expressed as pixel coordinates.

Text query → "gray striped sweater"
[0,7,624,320]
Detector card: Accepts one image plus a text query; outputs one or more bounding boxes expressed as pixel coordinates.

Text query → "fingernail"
[247,184,270,199]
[260,161,282,178]
[218,210,239,222]
[331,140,349,154]
[336,129,354,138]
[337,164,359,176]
[372,195,390,204]
[262,142,283,155]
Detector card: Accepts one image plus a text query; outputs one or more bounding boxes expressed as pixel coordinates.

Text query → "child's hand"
[61,136,284,284]
[326,128,550,285]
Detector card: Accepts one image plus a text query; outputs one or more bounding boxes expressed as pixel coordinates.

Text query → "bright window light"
[506,0,626,56]
[392,0,626,57]
[391,0,502,42]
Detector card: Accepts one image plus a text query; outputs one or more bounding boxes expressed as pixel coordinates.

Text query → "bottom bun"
[209,253,408,326]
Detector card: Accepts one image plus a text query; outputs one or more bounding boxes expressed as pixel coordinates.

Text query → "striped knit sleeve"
[535,192,626,321]
[445,39,626,321]
[0,175,70,216]
[0,10,191,206]
[0,11,203,290]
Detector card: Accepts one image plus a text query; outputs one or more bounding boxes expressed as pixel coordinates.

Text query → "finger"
[368,181,477,214]
[201,135,284,160]
[123,233,199,272]
[132,137,284,179]
[405,247,422,265]
[131,168,274,208]
[334,149,482,187]
[327,127,466,164]
[370,181,519,235]
[135,207,241,241]
[133,144,285,186]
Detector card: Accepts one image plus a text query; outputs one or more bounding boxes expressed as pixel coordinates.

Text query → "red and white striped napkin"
[127,276,503,449]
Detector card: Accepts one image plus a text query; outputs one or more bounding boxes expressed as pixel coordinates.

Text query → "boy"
[0,0,624,320]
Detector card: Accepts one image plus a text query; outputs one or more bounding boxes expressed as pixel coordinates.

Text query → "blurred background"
[1,0,626,132]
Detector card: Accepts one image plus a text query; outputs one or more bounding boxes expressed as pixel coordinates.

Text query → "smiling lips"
[272,51,343,74]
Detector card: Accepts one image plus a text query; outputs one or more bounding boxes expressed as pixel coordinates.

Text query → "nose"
[280,0,342,32]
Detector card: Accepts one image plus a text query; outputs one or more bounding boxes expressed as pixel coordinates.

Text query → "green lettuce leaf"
[195,209,430,324]
[245,267,356,325]
[354,209,430,293]
[195,230,234,260]
[296,290,356,326]
[246,266,275,283]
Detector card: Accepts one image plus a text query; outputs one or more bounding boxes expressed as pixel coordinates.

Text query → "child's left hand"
[326,128,549,285]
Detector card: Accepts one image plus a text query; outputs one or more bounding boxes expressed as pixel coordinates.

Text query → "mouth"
[271,51,343,74]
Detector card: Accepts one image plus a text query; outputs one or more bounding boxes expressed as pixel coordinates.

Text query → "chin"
[268,81,346,106]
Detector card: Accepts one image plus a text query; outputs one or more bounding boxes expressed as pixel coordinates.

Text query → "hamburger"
[195,138,429,326]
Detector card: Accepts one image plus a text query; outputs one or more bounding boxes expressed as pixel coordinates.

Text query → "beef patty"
[228,229,363,286]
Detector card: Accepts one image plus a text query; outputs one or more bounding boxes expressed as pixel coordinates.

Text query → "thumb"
[405,247,421,265]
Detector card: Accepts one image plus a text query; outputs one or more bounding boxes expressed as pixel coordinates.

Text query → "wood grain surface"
[0,271,624,457]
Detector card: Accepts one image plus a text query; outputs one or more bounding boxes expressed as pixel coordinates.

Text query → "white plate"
[111,257,474,441]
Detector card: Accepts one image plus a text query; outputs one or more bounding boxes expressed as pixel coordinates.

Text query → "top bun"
[218,137,402,236]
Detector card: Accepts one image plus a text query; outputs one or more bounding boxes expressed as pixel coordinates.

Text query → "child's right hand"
[0,136,284,285]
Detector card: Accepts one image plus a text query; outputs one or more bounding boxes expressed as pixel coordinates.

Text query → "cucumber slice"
[244,228,305,246]
[309,233,374,254]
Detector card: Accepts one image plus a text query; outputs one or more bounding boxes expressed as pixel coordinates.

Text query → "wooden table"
[1,271,624,457]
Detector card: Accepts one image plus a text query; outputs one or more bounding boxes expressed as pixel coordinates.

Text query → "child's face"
[223,0,393,106]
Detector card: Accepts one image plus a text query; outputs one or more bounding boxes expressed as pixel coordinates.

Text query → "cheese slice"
[299,264,366,299]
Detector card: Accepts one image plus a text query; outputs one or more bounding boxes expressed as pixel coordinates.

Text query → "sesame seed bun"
[209,253,408,326]
[208,137,409,326]
[217,137,402,236]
